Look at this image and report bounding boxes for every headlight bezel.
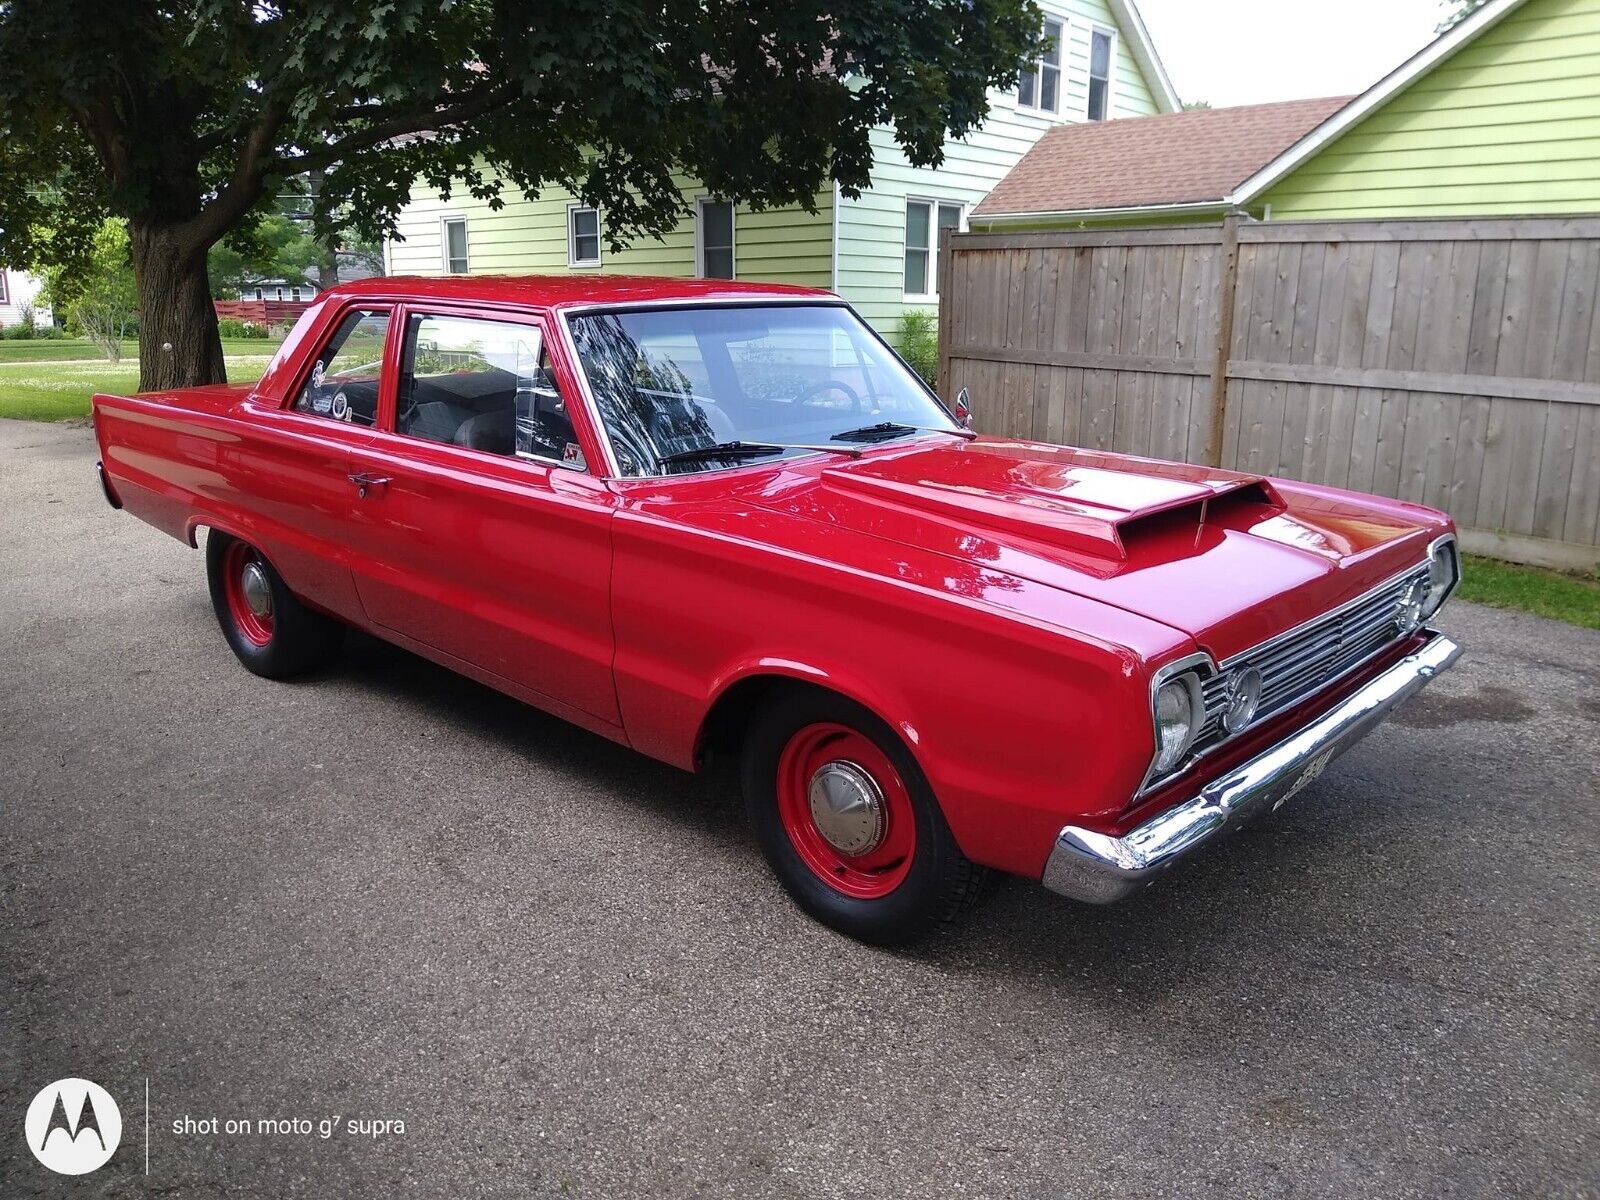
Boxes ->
[1420,533,1460,620]
[1140,654,1209,793]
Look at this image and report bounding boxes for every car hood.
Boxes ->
[743,437,1445,661]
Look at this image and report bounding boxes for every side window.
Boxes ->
[293,308,390,425]
[397,313,585,468]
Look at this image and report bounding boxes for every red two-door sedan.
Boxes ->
[92,276,1461,944]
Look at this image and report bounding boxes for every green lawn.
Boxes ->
[0,354,276,421]
[0,337,280,364]
[1459,554,1600,631]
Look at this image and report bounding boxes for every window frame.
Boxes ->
[902,197,965,303]
[0,272,9,305]
[281,303,397,426]
[567,204,602,268]
[441,215,470,273]
[1087,24,1117,122]
[694,197,736,280]
[389,303,594,473]
[1016,15,1066,116]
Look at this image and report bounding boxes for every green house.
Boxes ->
[385,0,1177,338]
[971,0,1600,229]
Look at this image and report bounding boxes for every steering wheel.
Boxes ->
[793,378,864,414]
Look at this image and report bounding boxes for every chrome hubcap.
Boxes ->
[240,561,273,619]
[807,760,885,857]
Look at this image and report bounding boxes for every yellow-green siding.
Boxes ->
[1261,0,1600,218]
[390,176,833,288]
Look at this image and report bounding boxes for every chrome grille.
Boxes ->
[1192,565,1429,752]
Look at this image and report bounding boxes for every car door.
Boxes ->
[242,303,397,623]
[341,304,620,726]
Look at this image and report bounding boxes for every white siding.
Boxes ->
[835,0,1161,339]
[0,270,51,328]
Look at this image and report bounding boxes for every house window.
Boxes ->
[1017,18,1064,114]
[274,287,285,301]
[254,287,264,300]
[442,216,470,273]
[0,272,8,304]
[903,200,962,298]
[567,206,602,267]
[696,199,735,279]
[1088,28,1115,121]
[290,287,302,301]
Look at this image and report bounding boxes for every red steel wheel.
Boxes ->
[775,722,918,899]
[219,539,275,647]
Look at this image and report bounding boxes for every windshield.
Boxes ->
[567,304,958,475]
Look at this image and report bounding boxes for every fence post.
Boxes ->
[1203,214,1241,468]
[936,225,954,400]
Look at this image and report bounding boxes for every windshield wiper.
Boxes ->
[829,421,977,443]
[657,440,862,467]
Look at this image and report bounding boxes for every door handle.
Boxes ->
[347,471,392,499]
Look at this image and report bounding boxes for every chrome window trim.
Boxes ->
[552,298,961,481]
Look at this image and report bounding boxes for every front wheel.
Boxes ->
[742,689,986,945]
[206,531,342,678]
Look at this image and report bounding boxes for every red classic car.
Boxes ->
[92,276,1462,944]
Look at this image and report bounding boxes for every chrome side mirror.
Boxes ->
[953,386,973,429]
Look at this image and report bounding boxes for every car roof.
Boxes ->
[324,274,836,310]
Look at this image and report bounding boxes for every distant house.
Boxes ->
[974,0,1600,228]
[0,268,52,328]
[241,279,318,303]
[386,0,1180,337]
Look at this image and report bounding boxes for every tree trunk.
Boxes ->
[131,221,227,392]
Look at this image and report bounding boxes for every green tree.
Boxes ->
[208,210,322,299]
[43,220,139,362]
[0,0,1041,391]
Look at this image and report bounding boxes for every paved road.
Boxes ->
[2,417,1596,1198]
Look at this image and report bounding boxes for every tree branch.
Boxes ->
[275,84,517,176]
[188,100,288,250]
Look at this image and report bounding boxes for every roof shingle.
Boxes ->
[972,96,1352,217]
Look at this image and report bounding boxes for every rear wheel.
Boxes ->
[743,689,985,945]
[206,531,341,678]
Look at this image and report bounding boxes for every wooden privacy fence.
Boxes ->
[937,216,1600,570]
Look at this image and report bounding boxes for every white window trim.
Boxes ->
[0,271,9,305]
[694,195,736,280]
[1087,23,1117,122]
[440,215,470,274]
[902,197,966,303]
[566,204,602,268]
[1015,15,1067,116]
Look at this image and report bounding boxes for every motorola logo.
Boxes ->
[25,1078,122,1175]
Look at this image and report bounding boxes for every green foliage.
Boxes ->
[216,318,270,339]
[0,0,1043,275]
[51,221,139,363]
[898,308,939,388]
[209,209,323,297]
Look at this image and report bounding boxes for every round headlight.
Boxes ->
[1222,666,1263,734]
[1422,539,1459,618]
[1395,577,1427,633]
[1152,675,1201,775]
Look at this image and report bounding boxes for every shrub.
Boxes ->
[217,317,269,339]
[898,308,938,389]
[9,301,39,338]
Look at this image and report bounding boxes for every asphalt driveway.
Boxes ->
[2,417,1596,1198]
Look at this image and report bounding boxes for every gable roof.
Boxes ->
[1229,0,1530,203]
[973,95,1350,220]
[1109,0,1181,113]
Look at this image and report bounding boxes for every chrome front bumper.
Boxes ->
[1041,633,1462,904]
